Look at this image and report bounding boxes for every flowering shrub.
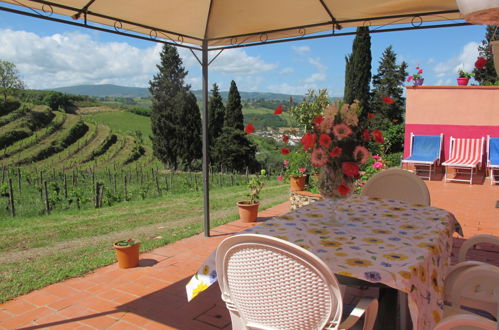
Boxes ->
[407,66,424,83]
[354,154,387,194]
[282,149,309,178]
[475,57,487,70]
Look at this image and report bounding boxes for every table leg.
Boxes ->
[398,291,411,330]
[375,287,397,330]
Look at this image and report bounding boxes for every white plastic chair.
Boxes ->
[361,168,431,206]
[434,313,497,330]
[443,264,499,323]
[458,234,499,263]
[216,234,378,330]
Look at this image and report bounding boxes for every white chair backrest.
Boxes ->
[216,234,343,330]
[458,234,499,263]
[446,264,499,318]
[362,168,431,205]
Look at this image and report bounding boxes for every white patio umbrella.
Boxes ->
[0,0,469,236]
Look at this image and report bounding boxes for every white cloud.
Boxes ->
[432,42,479,81]
[308,57,327,72]
[0,28,277,90]
[292,45,311,54]
[208,49,277,75]
[0,29,163,89]
[280,67,294,74]
[303,72,326,84]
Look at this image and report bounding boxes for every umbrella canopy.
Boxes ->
[1,0,463,49]
[0,0,468,236]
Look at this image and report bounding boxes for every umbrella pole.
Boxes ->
[202,40,210,237]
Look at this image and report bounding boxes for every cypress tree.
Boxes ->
[211,127,259,172]
[149,44,202,170]
[208,83,225,142]
[371,46,408,124]
[343,27,372,120]
[224,80,244,130]
[473,25,499,85]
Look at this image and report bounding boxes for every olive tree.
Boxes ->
[0,60,25,102]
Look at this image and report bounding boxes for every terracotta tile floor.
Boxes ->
[1,179,498,329]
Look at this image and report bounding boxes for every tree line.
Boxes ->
[149,44,259,173]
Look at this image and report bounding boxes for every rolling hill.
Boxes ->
[47,84,303,101]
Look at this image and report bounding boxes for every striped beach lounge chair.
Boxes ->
[401,133,443,180]
[442,137,484,184]
[487,135,499,185]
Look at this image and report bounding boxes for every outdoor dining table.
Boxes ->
[186,195,462,330]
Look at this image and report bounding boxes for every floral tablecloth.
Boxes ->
[186,195,462,329]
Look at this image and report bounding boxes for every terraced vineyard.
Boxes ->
[0,101,267,218]
[0,103,151,170]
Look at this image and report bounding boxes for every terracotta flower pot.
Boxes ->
[457,77,470,86]
[113,242,140,268]
[290,175,306,191]
[237,201,259,222]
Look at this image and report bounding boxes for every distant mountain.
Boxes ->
[47,84,302,101]
[48,84,151,98]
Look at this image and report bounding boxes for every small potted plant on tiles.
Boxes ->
[236,171,265,222]
[113,238,140,268]
[284,149,309,191]
[457,69,473,86]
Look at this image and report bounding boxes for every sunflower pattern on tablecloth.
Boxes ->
[186,195,461,330]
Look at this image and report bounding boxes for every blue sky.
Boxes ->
[0,9,487,97]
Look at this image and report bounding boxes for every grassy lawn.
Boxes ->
[82,111,152,143]
[0,181,289,303]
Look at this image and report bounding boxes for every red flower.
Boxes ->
[277,176,283,182]
[418,69,423,74]
[282,135,289,143]
[310,147,328,167]
[301,132,316,151]
[342,162,360,178]
[312,115,324,128]
[318,134,332,148]
[329,146,342,157]
[274,105,283,115]
[372,129,384,144]
[281,147,290,155]
[407,75,413,82]
[363,129,371,141]
[338,183,351,196]
[475,57,487,70]
[367,113,376,120]
[382,96,394,105]
[245,122,255,134]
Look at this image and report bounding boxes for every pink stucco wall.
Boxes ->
[404,86,499,161]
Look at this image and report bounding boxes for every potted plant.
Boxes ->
[457,69,473,86]
[113,239,140,268]
[284,150,309,191]
[407,66,424,86]
[237,173,264,222]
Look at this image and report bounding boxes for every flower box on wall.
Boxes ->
[456,0,499,25]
